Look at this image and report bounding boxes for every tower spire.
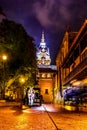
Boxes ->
[36,31,51,65]
[40,31,46,46]
[41,31,45,43]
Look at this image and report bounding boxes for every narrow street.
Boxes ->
[0,104,87,130]
[0,104,56,130]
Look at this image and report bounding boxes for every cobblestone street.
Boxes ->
[0,105,56,130]
[0,104,87,130]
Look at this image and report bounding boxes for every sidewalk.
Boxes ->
[0,100,21,107]
[43,103,87,112]
[0,100,87,112]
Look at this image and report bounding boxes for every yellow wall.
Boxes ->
[39,79,53,103]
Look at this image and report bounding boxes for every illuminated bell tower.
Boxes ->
[36,32,51,65]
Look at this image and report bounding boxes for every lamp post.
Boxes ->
[2,54,7,99]
[19,77,25,108]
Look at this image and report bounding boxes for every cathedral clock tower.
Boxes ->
[36,32,51,65]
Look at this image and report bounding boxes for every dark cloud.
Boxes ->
[32,0,87,31]
[0,0,87,64]
[1,0,87,30]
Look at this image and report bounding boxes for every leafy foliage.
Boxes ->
[0,19,37,87]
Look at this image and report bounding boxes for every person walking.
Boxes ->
[28,87,35,106]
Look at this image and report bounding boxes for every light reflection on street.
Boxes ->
[64,105,76,111]
[0,105,87,130]
[22,105,45,113]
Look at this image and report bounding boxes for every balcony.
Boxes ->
[63,57,87,85]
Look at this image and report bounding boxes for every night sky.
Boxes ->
[0,0,87,64]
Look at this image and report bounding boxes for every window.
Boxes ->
[42,73,46,78]
[47,73,51,78]
[45,89,48,94]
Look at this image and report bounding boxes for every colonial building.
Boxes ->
[36,32,57,103]
[56,20,87,104]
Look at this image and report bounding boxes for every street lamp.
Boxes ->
[2,55,7,61]
[2,54,7,99]
[21,78,25,84]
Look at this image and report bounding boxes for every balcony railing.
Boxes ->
[63,57,87,85]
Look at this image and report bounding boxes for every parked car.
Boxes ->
[63,86,87,105]
[33,87,43,106]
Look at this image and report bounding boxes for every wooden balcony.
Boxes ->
[63,57,87,85]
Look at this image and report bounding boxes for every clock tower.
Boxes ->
[36,32,51,65]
